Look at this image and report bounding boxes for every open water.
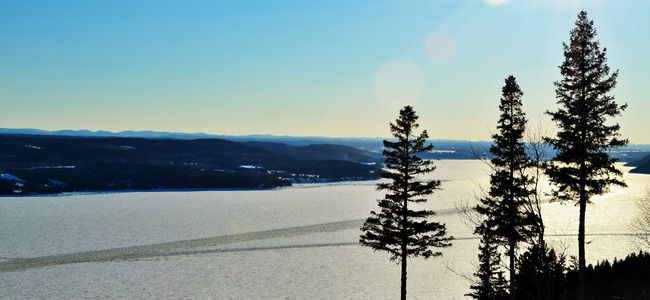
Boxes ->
[1,160,648,299]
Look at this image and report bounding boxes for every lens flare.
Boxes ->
[485,0,508,6]
[426,32,457,64]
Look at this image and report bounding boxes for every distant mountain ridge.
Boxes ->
[1,128,649,173]
[0,127,495,154]
[0,128,391,143]
[0,128,493,158]
[0,128,220,140]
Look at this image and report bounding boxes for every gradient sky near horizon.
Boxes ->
[1,0,649,143]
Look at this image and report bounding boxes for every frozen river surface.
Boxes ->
[1,160,648,299]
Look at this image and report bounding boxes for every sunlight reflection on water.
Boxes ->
[0,160,647,299]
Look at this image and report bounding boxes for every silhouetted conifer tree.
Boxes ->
[545,10,627,300]
[467,224,508,300]
[516,244,567,300]
[477,75,538,300]
[360,105,452,300]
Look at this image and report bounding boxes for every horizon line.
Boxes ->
[0,127,497,143]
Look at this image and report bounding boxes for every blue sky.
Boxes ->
[1,0,649,143]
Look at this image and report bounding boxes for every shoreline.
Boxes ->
[0,177,382,198]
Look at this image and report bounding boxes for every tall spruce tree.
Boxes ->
[545,11,627,300]
[476,75,537,300]
[360,105,452,300]
[467,224,508,300]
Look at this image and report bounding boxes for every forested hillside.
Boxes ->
[627,153,650,174]
[0,135,382,195]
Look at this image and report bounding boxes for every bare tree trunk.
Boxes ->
[401,174,408,300]
[509,242,516,300]
[577,156,587,300]
[577,193,586,300]
[401,251,407,300]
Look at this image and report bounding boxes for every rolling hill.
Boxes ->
[0,134,383,195]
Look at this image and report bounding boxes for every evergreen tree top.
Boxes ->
[361,105,451,262]
[546,10,627,201]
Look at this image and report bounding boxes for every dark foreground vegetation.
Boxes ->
[460,10,642,300]
[0,134,383,195]
[514,250,650,300]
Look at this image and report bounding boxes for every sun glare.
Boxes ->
[484,0,508,6]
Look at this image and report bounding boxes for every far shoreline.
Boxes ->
[0,177,384,198]
[1,160,646,198]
